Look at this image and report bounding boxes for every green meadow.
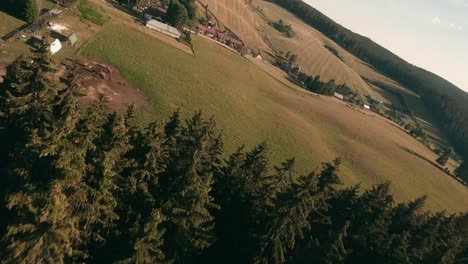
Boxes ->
[79,22,468,212]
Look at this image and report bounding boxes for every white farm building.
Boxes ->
[334,92,344,100]
[49,39,62,55]
[146,20,181,38]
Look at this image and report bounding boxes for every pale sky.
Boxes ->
[304,0,468,92]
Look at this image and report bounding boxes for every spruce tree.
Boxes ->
[455,161,468,183]
[205,145,271,263]
[23,0,39,23]
[158,112,221,262]
[115,121,167,263]
[1,47,87,263]
[179,0,197,20]
[255,160,331,264]
[166,0,189,29]
[0,39,60,143]
[436,147,453,167]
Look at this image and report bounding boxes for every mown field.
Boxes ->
[0,0,58,61]
[79,22,468,212]
[0,11,25,36]
[200,0,452,165]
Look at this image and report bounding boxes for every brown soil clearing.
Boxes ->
[73,57,148,112]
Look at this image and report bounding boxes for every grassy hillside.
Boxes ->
[199,0,381,101]
[79,22,468,212]
[267,0,468,159]
[197,0,271,52]
[199,0,456,156]
[0,11,25,36]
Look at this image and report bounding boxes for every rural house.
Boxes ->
[198,24,217,37]
[198,25,243,49]
[334,92,344,100]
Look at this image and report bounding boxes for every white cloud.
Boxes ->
[450,0,468,8]
[431,17,464,31]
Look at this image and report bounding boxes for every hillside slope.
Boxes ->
[80,20,468,212]
[268,0,468,158]
[199,0,460,154]
[199,0,380,101]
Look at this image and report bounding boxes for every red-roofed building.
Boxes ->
[198,25,217,36]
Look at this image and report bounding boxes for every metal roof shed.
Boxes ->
[49,9,62,16]
[146,19,181,38]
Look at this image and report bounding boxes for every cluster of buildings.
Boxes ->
[197,24,243,49]
[140,5,243,48]
[26,8,78,55]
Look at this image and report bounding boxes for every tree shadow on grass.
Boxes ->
[104,0,142,22]
[398,145,467,186]
[285,75,304,88]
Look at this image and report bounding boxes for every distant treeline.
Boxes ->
[276,57,358,100]
[298,73,356,99]
[365,78,411,115]
[266,0,468,159]
[423,91,468,156]
[324,45,343,61]
[271,19,295,37]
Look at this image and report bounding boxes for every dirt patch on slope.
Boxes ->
[72,57,148,112]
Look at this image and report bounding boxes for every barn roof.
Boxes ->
[198,25,217,35]
[146,20,181,37]
[49,9,62,15]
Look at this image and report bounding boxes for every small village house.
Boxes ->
[50,39,62,54]
[198,24,217,37]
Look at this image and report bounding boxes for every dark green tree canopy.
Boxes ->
[455,162,468,183]
[0,0,38,23]
[166,0,189,29]
[436,147,454,167]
